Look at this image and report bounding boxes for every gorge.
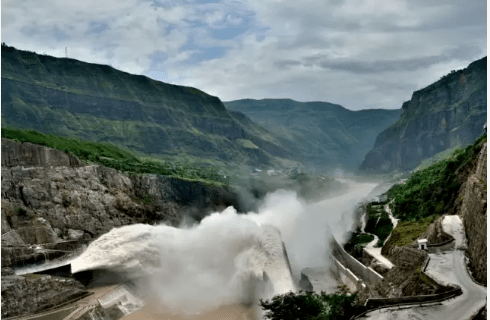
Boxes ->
[1,44,486,320]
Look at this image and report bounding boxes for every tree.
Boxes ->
[259,291,358,320]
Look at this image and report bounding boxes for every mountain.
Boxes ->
[224,99,400,172]
[1,44,294,169]
[360,57,487,173]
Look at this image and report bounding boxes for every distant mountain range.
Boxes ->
[7,43,478,176]
[1,44,294,169]
[360,57,487,173]
[225,99,400,172]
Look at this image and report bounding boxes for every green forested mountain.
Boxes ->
[360,57,487,173]
[225,99,400,172]
[1,44,294,169]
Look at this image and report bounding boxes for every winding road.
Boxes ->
[362,215,486,320]
[361,201,397,270]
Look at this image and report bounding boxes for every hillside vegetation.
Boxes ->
[388,135,486,221]
[364,203,393,246]
[384,135,486,248]
[1,44,294,170]
[225,99,399,173]
[361,56,487,172]
[1,127,225,186]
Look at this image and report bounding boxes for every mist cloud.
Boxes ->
[72,181,378,315]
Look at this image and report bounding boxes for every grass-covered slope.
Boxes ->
[382,135,486,248]
[364,203,393,246]
[1,44,291,169]
[225,98,400,173]
[387,135,486,221]
[1,127,225,186]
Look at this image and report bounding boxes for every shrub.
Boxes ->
[387,135,486,221]
[138,194,155,204]
[259,291,358,320]
[16,207,27,216]
[1,127,225,186]
[364,204,393,243]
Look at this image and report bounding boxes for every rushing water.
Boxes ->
[71,180,379,319]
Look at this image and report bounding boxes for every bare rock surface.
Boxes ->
[419,215,454,245]
[1,274,87,318]
[361,57,486,172]
[458,143,487,284]
[1,139,244,269]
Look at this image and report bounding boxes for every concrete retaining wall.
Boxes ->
[331,238,384,287]
[428,238,455,247]
[331,258,365,292]
[364,286,462,309]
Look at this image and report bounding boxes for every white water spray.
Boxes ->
[71,180,378,314]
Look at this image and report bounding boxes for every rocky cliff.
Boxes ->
[1,138,244,268]
[1,272,87,318]
[458,143,487,284]
[360,57,487,172]
[1,44,291,168]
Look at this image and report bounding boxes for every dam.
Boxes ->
[11,180,380,320]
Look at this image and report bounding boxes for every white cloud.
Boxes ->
[2,0,192,74]
[164,0,486,109]
[1,0,486,110]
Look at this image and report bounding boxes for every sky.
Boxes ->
[1,0,487,110]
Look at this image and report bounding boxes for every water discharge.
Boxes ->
[71,180,378,318]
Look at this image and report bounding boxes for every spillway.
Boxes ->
[71,205,296,314]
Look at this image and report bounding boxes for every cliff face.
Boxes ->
[225,99,400,172]
[1,45,290,168]
[458,143,487,284]
[1,139,244,268]
[360,57,487,172]
[1,273,87,318]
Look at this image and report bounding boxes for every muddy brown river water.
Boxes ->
[122,301,257,320]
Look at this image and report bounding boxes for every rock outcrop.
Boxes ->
[458,143,487,284]
[361,57,487,172]
[1,138,244,268]
[2,140,83,168]
[1,274,87,318]
[419,216,453,245]
[375,247,449,298]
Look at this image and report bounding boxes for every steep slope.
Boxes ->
[225,99,400,172]
[1,44,291,168]
[1,138,245,269]
[360,57,487,173]
[458,142,486,284]
[380,135,486,285]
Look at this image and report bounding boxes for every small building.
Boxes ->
[417,239,428,250]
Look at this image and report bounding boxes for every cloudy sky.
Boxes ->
[2,0,487,110]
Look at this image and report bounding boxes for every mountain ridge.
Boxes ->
[225,98,400,173]
[1,44,294,170]
[360,56,487,173]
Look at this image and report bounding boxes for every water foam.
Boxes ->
[71,198,296,313]
[71,181,377,313]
